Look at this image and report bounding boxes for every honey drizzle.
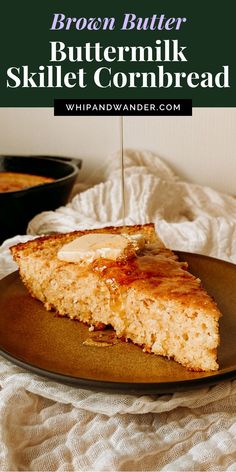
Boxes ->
[120,116,126,227]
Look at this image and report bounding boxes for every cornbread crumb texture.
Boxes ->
[11,223,221,372]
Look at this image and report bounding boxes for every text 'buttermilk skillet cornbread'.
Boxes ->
[11,224,221,371]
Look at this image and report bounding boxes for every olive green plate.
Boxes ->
[0,252,236,394]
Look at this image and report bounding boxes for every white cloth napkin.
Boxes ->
[1,150,236,471]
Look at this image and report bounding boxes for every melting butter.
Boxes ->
[58,233,130,263]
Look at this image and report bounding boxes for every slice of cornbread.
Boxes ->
[10,224,221,371]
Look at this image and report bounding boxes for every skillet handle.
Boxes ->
[45,156,82,169]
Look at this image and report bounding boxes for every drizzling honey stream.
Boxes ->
[120,116,126,227]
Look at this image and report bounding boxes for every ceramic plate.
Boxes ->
[0,252,236,394]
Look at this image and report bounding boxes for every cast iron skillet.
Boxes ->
[0,155,82,243]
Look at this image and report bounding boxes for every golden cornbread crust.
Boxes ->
[11,224,221,371]
[0,172,54,192]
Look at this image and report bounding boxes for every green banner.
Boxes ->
[0,1,234,107]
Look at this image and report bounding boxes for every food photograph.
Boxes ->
[0,108,236,470]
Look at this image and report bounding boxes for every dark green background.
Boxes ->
[0,0,235,107]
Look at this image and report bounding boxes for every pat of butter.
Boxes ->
[122,233,145,251]
[57,233,132,263]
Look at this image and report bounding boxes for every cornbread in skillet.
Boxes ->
[0,172,54,192]
[11,224,221,371]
